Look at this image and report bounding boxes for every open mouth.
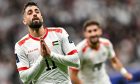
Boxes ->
[90,36,98,39]
[33,19,39,22]
[32,17,39,21]
[90,36,99,42]
[32,18,40,23]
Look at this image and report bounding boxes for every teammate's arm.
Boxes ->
[70,69,82,84]
[70,41,85,84]
[110,57,132,80]
[107,40,132,80]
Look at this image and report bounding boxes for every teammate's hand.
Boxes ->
[124,72,133,80]
[40,37,51,58]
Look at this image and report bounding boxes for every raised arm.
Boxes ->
[40,37,80,68]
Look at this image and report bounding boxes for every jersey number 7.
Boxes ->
[45,59,57,71]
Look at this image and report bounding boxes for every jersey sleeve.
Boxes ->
[61,28,77,55]
[69,40,85,71]
[107,40,116,59]
[15,43,29,71]
[50,28,80,68]
[15,43,45,83]
[76,41,85,60]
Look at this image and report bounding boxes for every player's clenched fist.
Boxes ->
[40,37,51,58]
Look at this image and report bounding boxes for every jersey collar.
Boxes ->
[29,28,48,41]
[87,40,100,51]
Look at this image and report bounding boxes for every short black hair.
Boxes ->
[83,20,100,31]
[22,1,39,14]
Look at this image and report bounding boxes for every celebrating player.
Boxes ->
[14,1,80,84]
[70,20,132,84]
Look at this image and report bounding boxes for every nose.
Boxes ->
[33,13,37,17]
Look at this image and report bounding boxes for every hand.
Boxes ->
[40,37,51,58]
[124,72,133,81]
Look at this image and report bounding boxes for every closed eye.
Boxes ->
[35,9,40,14]
[27,10,32,15]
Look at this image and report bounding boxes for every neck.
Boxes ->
[28,26,46,37]
[88,41,99,49]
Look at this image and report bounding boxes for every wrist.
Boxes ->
[120,67,128,76]
[50,52,54,58]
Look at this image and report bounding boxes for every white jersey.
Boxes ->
[15,27,80,84]
[76,38,116,84]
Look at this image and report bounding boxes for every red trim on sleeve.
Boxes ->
[17,67,29,72]
[67,49,78,55]
[18,37,30,46]
[29,28,48,41]
[48,28,62,33]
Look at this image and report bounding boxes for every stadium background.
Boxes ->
[0,0,140,84]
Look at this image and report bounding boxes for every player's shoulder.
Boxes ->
[76,39,87,50]
[15,34,30,47]
[99,37,112,46]
[47,27,66,34]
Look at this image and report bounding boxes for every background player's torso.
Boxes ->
[78,38,112,84]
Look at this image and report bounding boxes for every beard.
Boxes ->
[89,36,99,44]
[29,19,43,29]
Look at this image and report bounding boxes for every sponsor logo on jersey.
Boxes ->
[28,48,39,53]
[52,41,59,46]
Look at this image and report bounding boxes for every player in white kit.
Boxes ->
[14,1,80,84]
[70,20,132,84]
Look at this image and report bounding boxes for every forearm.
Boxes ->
[70,69,81,84]
[71,76,82,84]
[111,57,128,75]
[19,56,45,84]
[50,52,80,68]
[111,57,123,71]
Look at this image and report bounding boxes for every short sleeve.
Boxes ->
[15,43,29,71]
[107,41,116,59]
[70,40,86,71]
[76,42,84,60]
[61,28,78,55]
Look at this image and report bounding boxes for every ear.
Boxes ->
[23,17,27,25]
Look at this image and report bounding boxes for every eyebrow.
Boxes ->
[27,9,32,12]
[27,8,39,12]
[35,8,39,11]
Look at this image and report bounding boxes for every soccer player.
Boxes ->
[70,20,132,84]
[14,1,80,84]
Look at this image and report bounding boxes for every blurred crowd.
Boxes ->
[0,0,140,83]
